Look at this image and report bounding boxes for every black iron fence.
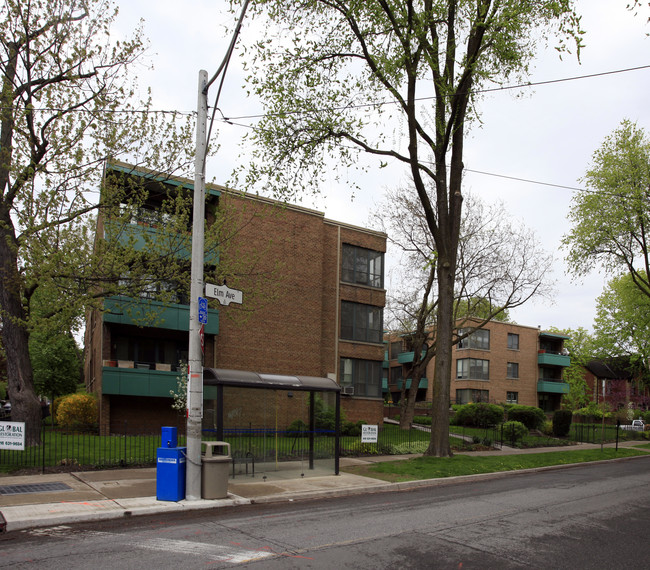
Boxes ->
[0,422,434,474]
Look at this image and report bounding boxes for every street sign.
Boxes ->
[205,283,243,306]
[198,296,208,324]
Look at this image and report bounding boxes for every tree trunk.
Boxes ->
[425,260,455,457]
[0,214,41,446]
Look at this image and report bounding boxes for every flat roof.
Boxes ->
[203,368,341,392]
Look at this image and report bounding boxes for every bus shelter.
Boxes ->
[203,368,342,475]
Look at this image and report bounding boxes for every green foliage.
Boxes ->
[563,120,650,300]
[552,410,573,437]
[287,419,308,435]
[452,403,505,428]
[55,393,98,431]
[592,273,650,367]
[506,405,546,430]
[502,421,529,441]
[541,420,554,436]
[575,402,611,419]
[0,381,6,400]
[413,415,432,426]
[29,330,81,399]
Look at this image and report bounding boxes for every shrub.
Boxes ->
[55,393,98,431]
[552,409,573,437]
[287,419,308,436]
[412,415,431,426]
[342,420,365,437]
[575,402,611,419]
[454,403,504,427]
[541,420,553,436]
[502,420,528,442]
[506,405,546,430]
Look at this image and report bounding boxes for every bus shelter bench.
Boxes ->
[231,451,255,478]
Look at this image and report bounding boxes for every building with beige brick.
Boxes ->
[385,320,570,412]
[84,162,386,434]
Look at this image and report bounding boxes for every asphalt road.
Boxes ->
[2,456,649,569]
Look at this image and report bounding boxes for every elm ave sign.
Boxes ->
[205,283,243,306]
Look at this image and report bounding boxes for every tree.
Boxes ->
[0,0,194,445]
[591,273,650,367]
[30,331,81,400]
[233,0,582,456]
[382,189,552,428]
[563,120,650,299]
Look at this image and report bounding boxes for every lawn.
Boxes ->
[341,447,649,482]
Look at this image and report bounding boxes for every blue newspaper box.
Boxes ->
[161,426,178,448]
[157,446,186,501]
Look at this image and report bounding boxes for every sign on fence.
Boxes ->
[0,422,25,450]
[361,424,378,443]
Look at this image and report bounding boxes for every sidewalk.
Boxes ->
[1,441,646,533]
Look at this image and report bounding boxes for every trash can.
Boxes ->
[156,427,186,502]
[201,441,231,499]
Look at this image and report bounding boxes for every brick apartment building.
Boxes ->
[385,320,570,412]
[84,162,386,434]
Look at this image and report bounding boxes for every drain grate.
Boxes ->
[0,482,73,495]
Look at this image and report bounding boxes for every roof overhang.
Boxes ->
[203,368,341,392]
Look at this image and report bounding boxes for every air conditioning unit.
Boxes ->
[342,385,355,396]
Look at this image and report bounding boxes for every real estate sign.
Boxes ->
[361,424,378,443]
[0,422,25,450]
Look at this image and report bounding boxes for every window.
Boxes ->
[457,328,490,350]
[389,366,402,385]
[389,340,402,360]
[341,244,384,288]
[114,336,187,370]
[340,358,382,398]
[507,362,519,379]
[456,358,489,380]
[506,391,519,404]
[507,333,519,350]
[341,301,383,343]
[456,389,490,405]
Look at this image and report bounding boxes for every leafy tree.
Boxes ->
[592,273,650,366]
[30,330,81,400]
[233,0,582,456]
[382,190,552,428]
[563,121,650,299]
[0,0,195,445]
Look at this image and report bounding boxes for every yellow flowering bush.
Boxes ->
[55,393,98,431]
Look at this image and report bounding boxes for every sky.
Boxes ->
[113,0,650,334]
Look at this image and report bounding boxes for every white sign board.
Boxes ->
[0,421,25,450]
[205,283,243,306]
[361,424,378,443]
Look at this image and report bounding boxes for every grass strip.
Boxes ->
[341,448,648,482]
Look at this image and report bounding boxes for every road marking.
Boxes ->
[126,537,277,563]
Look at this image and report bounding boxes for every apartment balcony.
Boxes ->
[537,351,570,367]
[397,350,427,364]
[102,365,218,399]
[388,378,428,390]
[537,379,570,394]
[104,296,219,334]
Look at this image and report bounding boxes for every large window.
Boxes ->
[456,389,490,405]
[507,362,519,379]
[113,335,187,371]
[341,301,383,343]
[507,333,520,350]
[456,358,489,380]
[457,328,490,350]
[340,358,382,398]
[341,244,384,288]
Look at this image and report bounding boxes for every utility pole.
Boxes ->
[186,69,208,501]
[185,0,250,501]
